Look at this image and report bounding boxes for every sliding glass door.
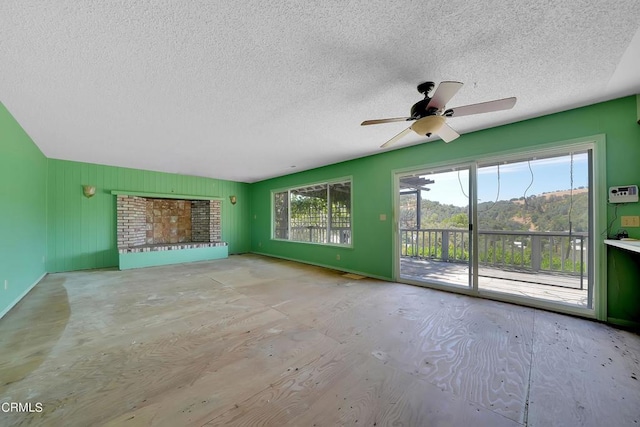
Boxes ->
[395,143,596,314]
[398,165,472,290]
[476,151,592,308]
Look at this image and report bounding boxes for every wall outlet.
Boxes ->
[4,280,7,290]
[258,241,262,247]
[379,214,387,221]
[621,216,640,227]
[42,255,45,263]
[336,254,341,261]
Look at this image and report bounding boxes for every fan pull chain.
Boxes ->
[569,152,574,238]
[482,164,501,213]
[523,160,534,220]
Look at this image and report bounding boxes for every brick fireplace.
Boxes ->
[116,195,224,253]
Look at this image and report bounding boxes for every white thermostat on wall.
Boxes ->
[609,185,639,203]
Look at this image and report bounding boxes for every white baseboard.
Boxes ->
[0,272,47,320]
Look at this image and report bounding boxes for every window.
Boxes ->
[273,180,352,245]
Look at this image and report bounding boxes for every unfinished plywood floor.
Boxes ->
[1,254,639,426]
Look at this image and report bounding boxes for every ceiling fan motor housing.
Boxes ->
[410,98,439,118]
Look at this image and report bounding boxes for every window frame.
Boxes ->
[271,177,353,247]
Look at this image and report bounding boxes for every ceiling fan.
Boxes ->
[361,81,516,148]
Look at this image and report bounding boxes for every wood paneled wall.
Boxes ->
[47,159,250,272]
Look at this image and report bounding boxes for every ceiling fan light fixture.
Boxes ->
[411,115,445,136]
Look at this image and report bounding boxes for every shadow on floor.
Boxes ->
[0,275,70,390]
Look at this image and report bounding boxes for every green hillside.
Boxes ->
[400,190,589,232]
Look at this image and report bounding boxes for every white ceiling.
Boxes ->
[1,1,639,183]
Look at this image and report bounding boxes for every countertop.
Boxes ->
[604,239,640,254]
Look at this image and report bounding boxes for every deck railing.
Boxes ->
[400,228,587,281]
[275,226,352,245]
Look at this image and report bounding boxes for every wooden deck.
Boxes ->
[400,257,589,307]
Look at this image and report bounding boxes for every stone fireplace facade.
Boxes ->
[147,199,192,244]
[117,195,223,252]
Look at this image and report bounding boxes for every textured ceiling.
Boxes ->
[1,1,639,183]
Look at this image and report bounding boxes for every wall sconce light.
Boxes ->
[82,185,96,198]
[229,195,237,205]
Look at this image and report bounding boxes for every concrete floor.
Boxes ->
[1,254,638,426]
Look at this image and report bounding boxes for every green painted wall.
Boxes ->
[2,96,638,324]
[0,103,48,316]
[249,96,640,323]
[119,246,229,270]
[47,159,250,272]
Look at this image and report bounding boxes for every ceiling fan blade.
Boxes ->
[380,127,413,148]
[447,97,517,118]
[427,81,463,110]
[437,122,460,143]
[361,117,412,126]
